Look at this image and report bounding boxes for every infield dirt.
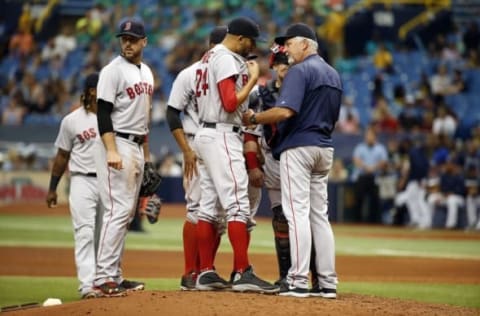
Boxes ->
[1,203,479,316]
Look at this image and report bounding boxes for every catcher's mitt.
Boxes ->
[141,194,162,224]
[139,162,162,197]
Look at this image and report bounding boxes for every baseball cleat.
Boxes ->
[231,266,279,294]
[310,286,337,299]
[180,272,198,291]
[279,286,310,298]
[196,270,230,291]
[81,291,100,299]
[120,279,145,292]
[94,282,127,297]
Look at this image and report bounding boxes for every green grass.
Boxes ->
[0,276,179,307]
[1,277,479,309]
[1,215,479,259]
[1,214,480,309]
[340,282,480,309]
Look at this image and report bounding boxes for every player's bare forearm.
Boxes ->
[142,138,151,162]
[235,60,259,106]
[171,128,197,179]
[51,149,70,177]
[236,78,258,106]
[47,149,70,207]
[242,107,294,125]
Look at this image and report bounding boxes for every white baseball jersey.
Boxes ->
[97,56,154,135]
[167,61,201,135]
[196,44,249,125]
[54,106,102,297]
[95,54,153,287]
[55,107,98,174]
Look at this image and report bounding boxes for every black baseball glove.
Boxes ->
[139,162,162,197]
[141,194,162,224]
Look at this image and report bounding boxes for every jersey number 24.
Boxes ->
[195,68,208,97]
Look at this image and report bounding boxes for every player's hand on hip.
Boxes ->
[246,60,260,81]
[46,191,57,208]
[248,167,264,188]
[183,149,197,180]
[107,150,123,170]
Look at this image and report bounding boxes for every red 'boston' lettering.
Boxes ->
[126,82,153,99]
[126,87,135,99]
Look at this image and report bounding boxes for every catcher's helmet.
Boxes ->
[269,44,288,68]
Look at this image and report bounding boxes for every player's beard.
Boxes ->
[122,48,141,64]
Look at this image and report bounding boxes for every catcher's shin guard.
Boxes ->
[272,205,291,279]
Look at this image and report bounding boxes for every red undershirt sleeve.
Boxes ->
[218,76,238,113]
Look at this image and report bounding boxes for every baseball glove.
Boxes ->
[139,162,162,197]
[141,194,162,224]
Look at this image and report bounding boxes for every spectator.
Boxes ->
[351,127,388,223]
[465,164,480,230]
[329,158,348,183]
[336,96,360,134]
[432,105,457,137]
[1,90,26,125]
[430,64,452,97]
[372,42,394,73]
[450,68,467,93]
[371,96,398,133]
[8,23,34,58]
[462,22,480,58]
[398,95,421,131]
[427,157,465,229]
[394,137,431,229]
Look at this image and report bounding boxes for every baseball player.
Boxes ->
[193,16,278,293]
[46,73,102,299]
[93,18,154,297]
[166,26,228,291]
[243,23,341,298]
[246,45,320,288]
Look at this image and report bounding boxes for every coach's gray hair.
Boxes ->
[291,36,318,52]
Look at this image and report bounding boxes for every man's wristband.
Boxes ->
[249,114,257,125]
[49,175,61,192]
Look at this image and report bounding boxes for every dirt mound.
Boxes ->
[5,291,478,316]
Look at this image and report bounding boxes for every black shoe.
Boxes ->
[310,286,337,299]
[94,282,127,297]
[231,266,279,294]
[279,286,310,298]
[196,270,230,291]
[180,272,197,291]
[120,279,145,291]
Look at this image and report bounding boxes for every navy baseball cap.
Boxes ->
[209,26,227,44]
[275,23,317,45]
[116,19,146,38]
[84,73,99,89]
[227,17,265,41]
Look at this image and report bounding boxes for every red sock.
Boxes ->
[197,220,216,271]
[212,232,221,261]
[182,221,197,275]
[228,221,250,272]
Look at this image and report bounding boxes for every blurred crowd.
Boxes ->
[1,1,480,229]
